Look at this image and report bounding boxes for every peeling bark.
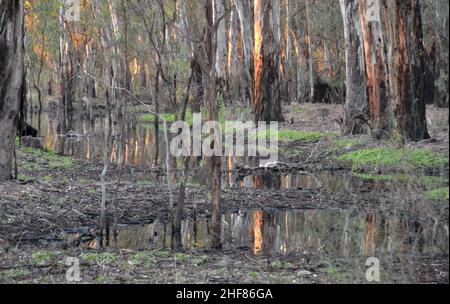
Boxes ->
[340,0,369,134]
[359,0,392,138]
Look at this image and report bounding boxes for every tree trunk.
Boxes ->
[0,0,24,181]
[283,0,291,104]
[434,0,449,108]
[233,0,254,104]
[253,0,284,122]
[340,0,369,134]
[305,0,315,103]
[359,0,392,138]
[205,0,222,250]
[386,0,430,141]
[228,4,240,104]
[215,0,228,95]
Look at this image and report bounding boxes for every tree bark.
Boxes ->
[253,0,284,122]
[0,0,24,181]
[227,4,240,104]
[340,0,369,134]
[386,0,430,141]
[205,0,222,250]
[215,0,228,94]
[359,0,392,138]
[434,0,449,108]
[305,0,316,103]
[233,0,254,104]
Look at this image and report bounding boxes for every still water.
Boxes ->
[111,209,448,257]
[30,111,449,260]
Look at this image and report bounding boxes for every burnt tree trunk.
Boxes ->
[253,0,284,122]
[340,0,369,134]
[386,0,430,141]
[0,0,24,181]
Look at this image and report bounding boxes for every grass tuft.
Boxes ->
[339,147,447,170]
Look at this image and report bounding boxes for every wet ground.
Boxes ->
[0,103,448,284]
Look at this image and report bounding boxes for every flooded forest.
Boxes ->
[0,0,449,284]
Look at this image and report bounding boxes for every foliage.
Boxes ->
[81,252,118,264]
[339,148,448,170]
[425,188,449,201]
[32,250,58,266]
[0,269,31,280]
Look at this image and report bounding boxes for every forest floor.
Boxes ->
[0,103,448,284]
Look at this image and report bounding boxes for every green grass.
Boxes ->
[249,271,260,280]
[55,197,67,206]
[94,275,114,284]
[192,255,208,267]
[20,162,42,172]
[17,174,32,180]
[81,252,118,264]
[43,175,53,183]
[292,106,305,114]
[174,253,190,262]
[425,188,449,201]
[78,178,91,185]
[138,113,177,124]
[321,267,340,276]
[21,146,74,170]
[153,250,172,258]
[253,129,329,143]
[48,157,74,170]
[0,269,31,280]
[129,252,156,268]
[32,250,58,266]
[338,148,448,170]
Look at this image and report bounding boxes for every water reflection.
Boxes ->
[110,209,448,257]
[232,171,354,191]
[28,110,165,165]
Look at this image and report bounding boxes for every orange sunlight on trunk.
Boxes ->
[253,211,264,255]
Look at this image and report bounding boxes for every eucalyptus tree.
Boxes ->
[0,0,25,181]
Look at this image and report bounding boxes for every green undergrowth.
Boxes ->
[339,147,448,170]
[424,188,449,201]
[138,113,177,124]
[292,106,305,114]
[254,129,331,143]
[19,145,74,170]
